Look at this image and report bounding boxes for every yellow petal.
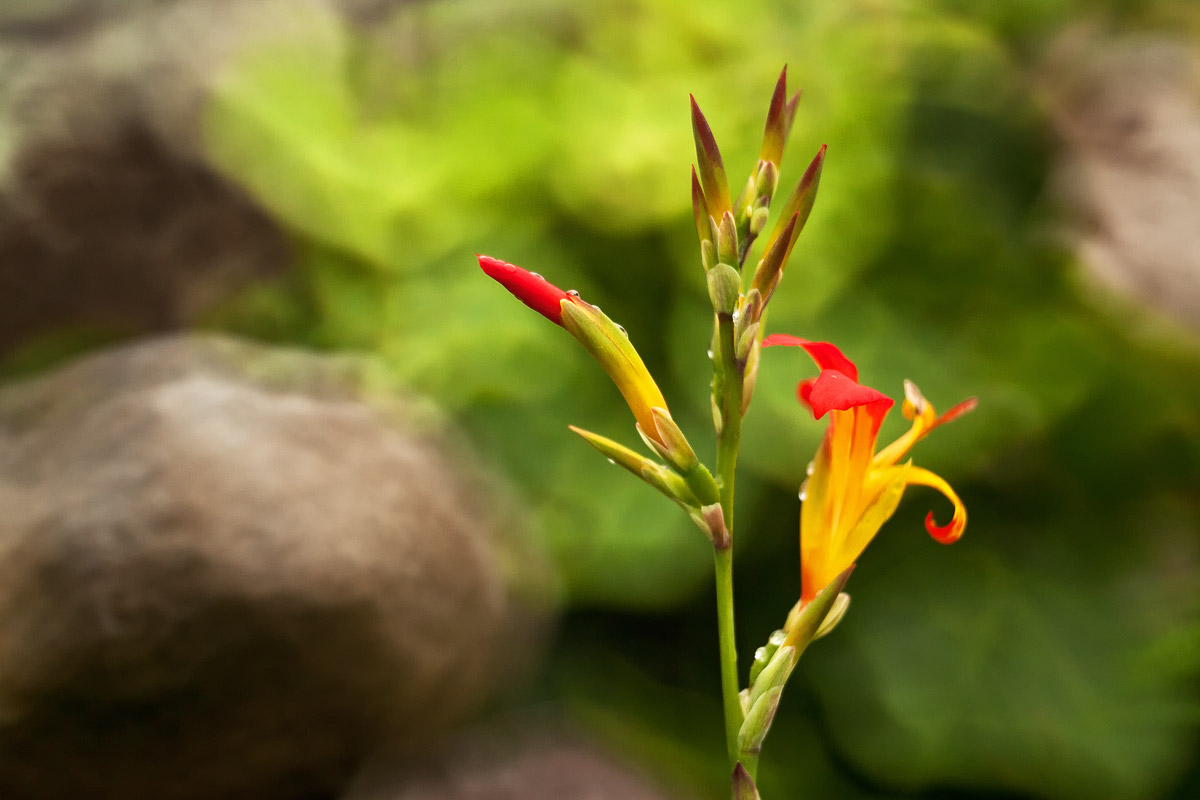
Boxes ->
[835,463,912,569]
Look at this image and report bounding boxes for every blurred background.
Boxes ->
[0,0,1197,798]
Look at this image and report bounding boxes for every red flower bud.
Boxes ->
[478,255,570,325]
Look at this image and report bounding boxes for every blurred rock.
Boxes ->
[0,334,555,800]
[343,724,682,800]
[0,0,408,358]
[1042,30,1200,334]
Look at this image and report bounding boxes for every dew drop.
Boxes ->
[530,272,543,279]
[805,461,815,476]
[607,458,617,466]
[616,324,628,337]
[707,348,714,360]
[732,309,740,322]
[566,289,581,297]
[798,478,809,502]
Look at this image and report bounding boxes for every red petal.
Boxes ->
[804,369,893,419]
[796,376,817,416]
[478,255,570,326]
[762,335,858,382]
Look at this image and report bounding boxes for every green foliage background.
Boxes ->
[200,0,1200,797]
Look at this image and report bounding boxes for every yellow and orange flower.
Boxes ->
[764,335,977,602]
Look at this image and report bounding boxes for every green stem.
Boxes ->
[713,544,740,769]
[713,311,745,772]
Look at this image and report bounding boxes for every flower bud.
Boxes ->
[707,263,741,316]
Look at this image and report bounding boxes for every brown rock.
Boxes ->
[0,0,410,358]
[1042,30,1200,334]
[0,334,556,800]
[342,724,683,800]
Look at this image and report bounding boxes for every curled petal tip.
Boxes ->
[938,397,979,426]
[925,510,965,544]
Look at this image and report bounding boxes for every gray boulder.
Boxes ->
[0,334,555,800]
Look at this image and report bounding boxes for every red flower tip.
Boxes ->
[478,254,571,326]
[925,510,964,544]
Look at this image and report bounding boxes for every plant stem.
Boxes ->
[713,311,745,771]
[713,544,740,769]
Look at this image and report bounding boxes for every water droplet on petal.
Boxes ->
[616,325,628,337]
[707,349,714,360]
[530,272,543,279]
[566,289,581,297]
[806,461,815,476]
[798,478,809,502]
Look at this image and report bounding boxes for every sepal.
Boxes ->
[783,565,853,654]
[732,764,761,800]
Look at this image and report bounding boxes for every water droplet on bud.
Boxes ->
[530,272,542,279]
[606,458,616,466]
[707,349,714,360]
[616,325,628,337]
[566,289,581,297]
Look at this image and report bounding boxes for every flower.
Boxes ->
[764,334,977,602]
[478,255,681,455]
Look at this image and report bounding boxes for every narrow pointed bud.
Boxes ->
[737,685,783,756]
[746,644,796,712]
[479,255,570,325]
[647,406,699,473]
[560,300,670,445]
[759,66,790,167]
[716,211,739,267]
[569,425,701,506]
[732,764,761,800]
[691,167,711,247]
[707,263,741,316]
[759,145,825,264]
[690,94,731,219]
[783,565,853,655]
[749,211,799,301]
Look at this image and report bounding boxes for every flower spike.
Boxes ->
[765,336,976,601]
